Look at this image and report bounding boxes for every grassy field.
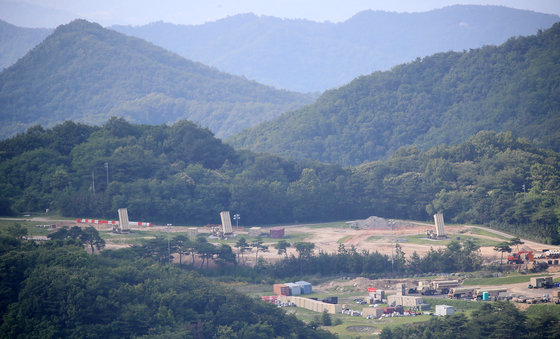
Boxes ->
[421,297,483,312]
[287,306,435,338]
[305,222,349,229]
[366,235,384,242]
[467,227,510,240]
[463,273,551,286]
[337,235,352,244]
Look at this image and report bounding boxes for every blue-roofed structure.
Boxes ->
[295,281,312,294]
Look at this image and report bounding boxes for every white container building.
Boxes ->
[435,305,455,316]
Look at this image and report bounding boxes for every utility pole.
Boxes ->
[167,224,172,265]
[389,220,394,272]
[233,214,240,228]
[105,162,109,186]
[92,170,95,194]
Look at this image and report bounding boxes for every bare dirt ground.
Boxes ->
[10,215,560,301]
[15,215,560,274]
[255,222,559,265]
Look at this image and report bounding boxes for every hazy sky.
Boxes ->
[1,0,560,27]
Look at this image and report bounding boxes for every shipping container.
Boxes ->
[435,305,455,316]
[273,284,291,296]
[295,281,312,294]
[270,228,285,238]
[285,283,302,295]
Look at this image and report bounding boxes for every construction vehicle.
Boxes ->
[507,251,534,264]
[529,276,554,289]
[418,280,460,295]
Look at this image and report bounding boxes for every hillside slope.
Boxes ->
[0,19,51,71]
[112,5,559,92]
[0,20,313,139]
[229,23,560,166]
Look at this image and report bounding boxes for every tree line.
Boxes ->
[0,119,558,244]
[0,234,334,339]
[380,302,560,339]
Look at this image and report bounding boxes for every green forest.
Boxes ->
[380,302,560,339]
[0,234,334,338]
[0,19,313,140]
[229,22,560,166]
[1,118,558,244]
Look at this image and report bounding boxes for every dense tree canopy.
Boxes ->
[1,120,559,244]
[0,236,333,338]
[229,22,560,166]
[380,302,560,339]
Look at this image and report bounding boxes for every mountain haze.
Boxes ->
[0,20,313,139]
[0,19,51,71]
[112,5,559,92]
[229,23,560,166]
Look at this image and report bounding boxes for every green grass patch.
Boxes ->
[376,314,432,330]
[467,227,510,240]
[366,235,384,242]
[305,221,348,229]
[399,234,452,246]
[421,297,483,312]
[286,307,382,339]
[337,235,351,244]
[463,273,551,286]
[0,219,52,237]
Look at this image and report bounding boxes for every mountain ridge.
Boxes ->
[228,22,560,166]
[111,5,559,92]
[0,19,313,140]
[0,19,51,71]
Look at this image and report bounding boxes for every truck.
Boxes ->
[474,288,507,301]
[418,280,460,295]
[552,290,560,304]
[529,277,554,289]
[448,287,475,299]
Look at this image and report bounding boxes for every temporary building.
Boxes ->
[270,228,285,238]
[388,295,424,307]
[435,305,455,316]
[273,284,290,296]
[285,283,302,295]
[295,281,312,294]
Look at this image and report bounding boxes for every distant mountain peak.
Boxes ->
[110,5,559,92]
[0,20,313,140]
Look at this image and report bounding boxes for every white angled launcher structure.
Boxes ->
[427,213,447,240]
[434,213,446,238]
[117,208,130,233]
[220,211,234,236]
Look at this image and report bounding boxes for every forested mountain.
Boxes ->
[112,5,559,92]
[0,19,51,71]
[0,19,313,140]
[1,120,558,243]
[0,237,333,338]
[230,22,560,166]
